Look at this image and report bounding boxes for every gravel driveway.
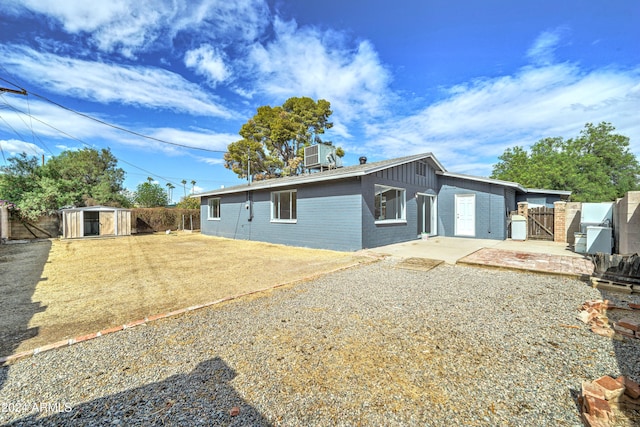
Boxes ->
[1,258,639,426]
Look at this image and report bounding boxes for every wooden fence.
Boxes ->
[527,207,554,240]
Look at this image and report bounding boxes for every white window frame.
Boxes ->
[207,198,220,220]
[374,184,406,224]
[271,190,297,223]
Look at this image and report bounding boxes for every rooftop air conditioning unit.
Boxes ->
[304,144,342,169]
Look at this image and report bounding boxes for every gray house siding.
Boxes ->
[516,193,562,208]
[361,161,439,249]
[201,192,252,240]
[437,176,509,240]
[201,179,363,251]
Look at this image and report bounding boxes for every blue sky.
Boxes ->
[0,0,638,202]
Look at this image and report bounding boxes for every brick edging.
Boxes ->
[1,256,382,366]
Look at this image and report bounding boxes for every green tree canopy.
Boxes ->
[224,96,342,180]
[0,148,129,220]
[175,196,200,209]
[491,122,640,202]
[134,181,168,208]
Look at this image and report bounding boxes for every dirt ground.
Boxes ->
[0,232,369,357]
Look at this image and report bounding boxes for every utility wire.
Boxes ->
[34,92,227,153]
[0,97,182,187]
[0,73,230,187]
[0,74,228,153]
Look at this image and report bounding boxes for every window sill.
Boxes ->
[207,218,221,221]
[271,219,297,224]
[375,219,407,225]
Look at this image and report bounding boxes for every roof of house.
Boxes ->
[437,170,526,192]
[525,188,572,196]
[197,153,446,197]
[438,171,572,196]
[60,205,131,212]
[197,152,571,197]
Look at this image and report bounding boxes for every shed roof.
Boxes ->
[60,205,131,212]
[198,153,445,197]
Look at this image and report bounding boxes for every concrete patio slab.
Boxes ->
[458,248,594,279]
[362,236,593,278]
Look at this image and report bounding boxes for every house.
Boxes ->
[198,153,569,251]
[61,206,132,238]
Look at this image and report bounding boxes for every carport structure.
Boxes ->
[61,206,131,238]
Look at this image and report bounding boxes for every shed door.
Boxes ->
[455,194,475,237]
[99,211,115,235]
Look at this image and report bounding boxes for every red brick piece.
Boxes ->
[617,317,640,331]
[582,412,608,427]
[229,406,240,417]
[583,381,606,401]
[593,376,625,401]
[100,325,124,335]
[584,395,614,421]
[629,303,640,310]
[617,376,640,399]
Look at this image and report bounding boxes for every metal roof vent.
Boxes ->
[359,156,367,165]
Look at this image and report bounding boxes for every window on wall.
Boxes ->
[271,190,297,222]
[374,185,406,222]
[207,198,220,220]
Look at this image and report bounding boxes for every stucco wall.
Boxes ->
[616,191,640,254]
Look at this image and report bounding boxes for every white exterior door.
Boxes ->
[455,194,475,237]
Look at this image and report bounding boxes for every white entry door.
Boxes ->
[455,194,475,237]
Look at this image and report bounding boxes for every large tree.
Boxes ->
[491,122,640,202]
[134,180,168,207]
[224,97,342,180]
[0,148,129,220]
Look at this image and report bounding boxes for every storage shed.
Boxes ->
[61,206,132,238]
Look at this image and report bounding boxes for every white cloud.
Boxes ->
[364,63,640,176]
[8,0,270,58]
[184,45,230,86]
[142,127,237,152]
[526,28,567,65]
[0,44,234,118]
[0,139,44,156]
[0,96,238,158]
[247,18,393,137]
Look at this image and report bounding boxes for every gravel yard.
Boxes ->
[1,259,639,426]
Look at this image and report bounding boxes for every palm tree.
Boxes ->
[191,180,196,195]
[147,176,153,183]
[181,179,187,199]
[166,182,171,201]
[168,183,175,203]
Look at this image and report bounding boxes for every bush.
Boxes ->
[132,208,200,232]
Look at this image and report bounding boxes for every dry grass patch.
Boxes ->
[2,233,370,356]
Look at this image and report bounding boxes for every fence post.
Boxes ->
[0,205,8,242]
[553,201,567,243]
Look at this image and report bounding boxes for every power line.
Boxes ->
[0,74,228,153]
[0,73,232,187]
[33,92,228,153]
[0,96,183,187]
